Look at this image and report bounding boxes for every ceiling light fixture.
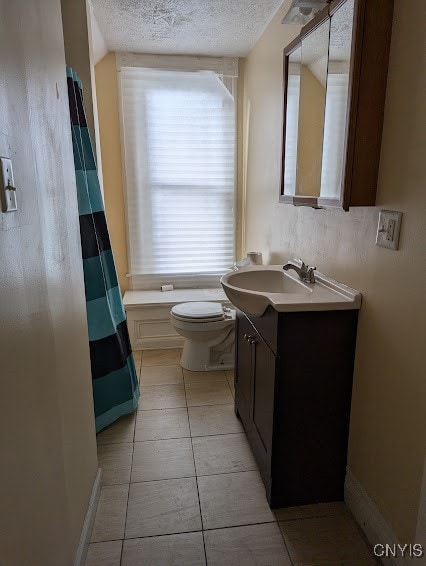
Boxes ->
[281,0,329,25]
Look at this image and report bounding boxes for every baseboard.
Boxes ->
[74,468,102,566]
[345,468,402,565]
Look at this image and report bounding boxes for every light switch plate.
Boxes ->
[376,210,402,250]
[0,156,17,212]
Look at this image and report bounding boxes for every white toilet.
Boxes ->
[170,302,235,372]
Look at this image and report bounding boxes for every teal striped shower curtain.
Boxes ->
[67,67,139,432]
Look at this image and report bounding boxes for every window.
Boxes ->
[119,61,237,287]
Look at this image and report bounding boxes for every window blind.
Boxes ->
[120,67,236,280]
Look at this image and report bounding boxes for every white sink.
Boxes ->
[220,265,361,317]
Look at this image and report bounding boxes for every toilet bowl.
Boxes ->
[170,302,236,371]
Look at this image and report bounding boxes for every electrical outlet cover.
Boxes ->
[376,210,402,250]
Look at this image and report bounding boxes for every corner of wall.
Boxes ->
[95,52,129,293]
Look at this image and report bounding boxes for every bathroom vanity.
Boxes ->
[221,264,361,508]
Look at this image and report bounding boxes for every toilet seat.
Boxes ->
[171,302,225,323]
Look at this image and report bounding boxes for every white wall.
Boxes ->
[0,0,98,564]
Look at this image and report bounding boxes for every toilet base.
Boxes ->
[180,339,234,372]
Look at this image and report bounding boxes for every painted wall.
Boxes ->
[61,0,96,143]
[0,0,98,564]
[241,0,426,543]
[95,52,129,292]
[61,0,104,193]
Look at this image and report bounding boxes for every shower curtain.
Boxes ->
[67,67,139,432]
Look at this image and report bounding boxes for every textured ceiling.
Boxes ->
[90,0,286,57]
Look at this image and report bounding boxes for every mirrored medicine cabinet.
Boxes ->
[280,0,394,210]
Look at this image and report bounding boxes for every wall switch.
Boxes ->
[0,157,17,212]
[376,210,402,250]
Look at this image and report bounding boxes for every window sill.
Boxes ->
[129,272,227,291]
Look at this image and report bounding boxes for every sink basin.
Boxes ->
[226,269,312,294]
[221,264,361,317]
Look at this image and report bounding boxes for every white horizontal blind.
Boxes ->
[120,67,236,278]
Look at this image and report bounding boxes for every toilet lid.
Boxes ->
[171,302,225,320]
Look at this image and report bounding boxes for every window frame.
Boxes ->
[116,54,239,290]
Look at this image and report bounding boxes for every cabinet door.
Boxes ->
[251,333,276,480]
[235,312,254,432]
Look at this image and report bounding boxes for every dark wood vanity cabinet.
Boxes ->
[234,307,359,508]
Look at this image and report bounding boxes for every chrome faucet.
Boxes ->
[283,259,316,284]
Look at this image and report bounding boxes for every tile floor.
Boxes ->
[87,349,378,565]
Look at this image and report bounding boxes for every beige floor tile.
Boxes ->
[226,373,235,398]
[97,443,133,485]
[192,433,257,476]
[91,484,129,542]
[125,477,202,538]
[185,380,233,407]
[204,523,292,566]
[274,501,347,522]
[85,540,122,566]
[122,532,206,566]
[135,408,190,441]
[183,369,227,383]
[140,364,183,386]
[96,413,136,445]
[139,384,186,410]
[142,349,181,366]
[279,514,377,565]
[188,404,243,437]
[131,438,195,482]
[197,471,275,530]
[132,353,142,380]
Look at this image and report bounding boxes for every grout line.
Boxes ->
[275,511,347,523]
[119,539,124,566]
[94,519,281,544]
[125,468,261,487]
[134,402,235,414]
[190,431,243,439]
[139,401,234,411]
[130,431,245,445]
[119,422,136,562]
[276,522,294,566]
[129,474,197,484]
[202,531,208,565]
[184,377,208,564]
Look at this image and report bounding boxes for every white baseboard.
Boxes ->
[345,468,403,565]
[74,468,102,566]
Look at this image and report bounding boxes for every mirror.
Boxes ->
[280,0,393,209]
[296,20,330,196]
[282,45,301,196]
[320,0,354,198]
[281,17,330,199]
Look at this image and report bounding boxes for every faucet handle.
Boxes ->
[307,265,316,283]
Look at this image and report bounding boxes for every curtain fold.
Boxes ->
[66,67,139,432]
